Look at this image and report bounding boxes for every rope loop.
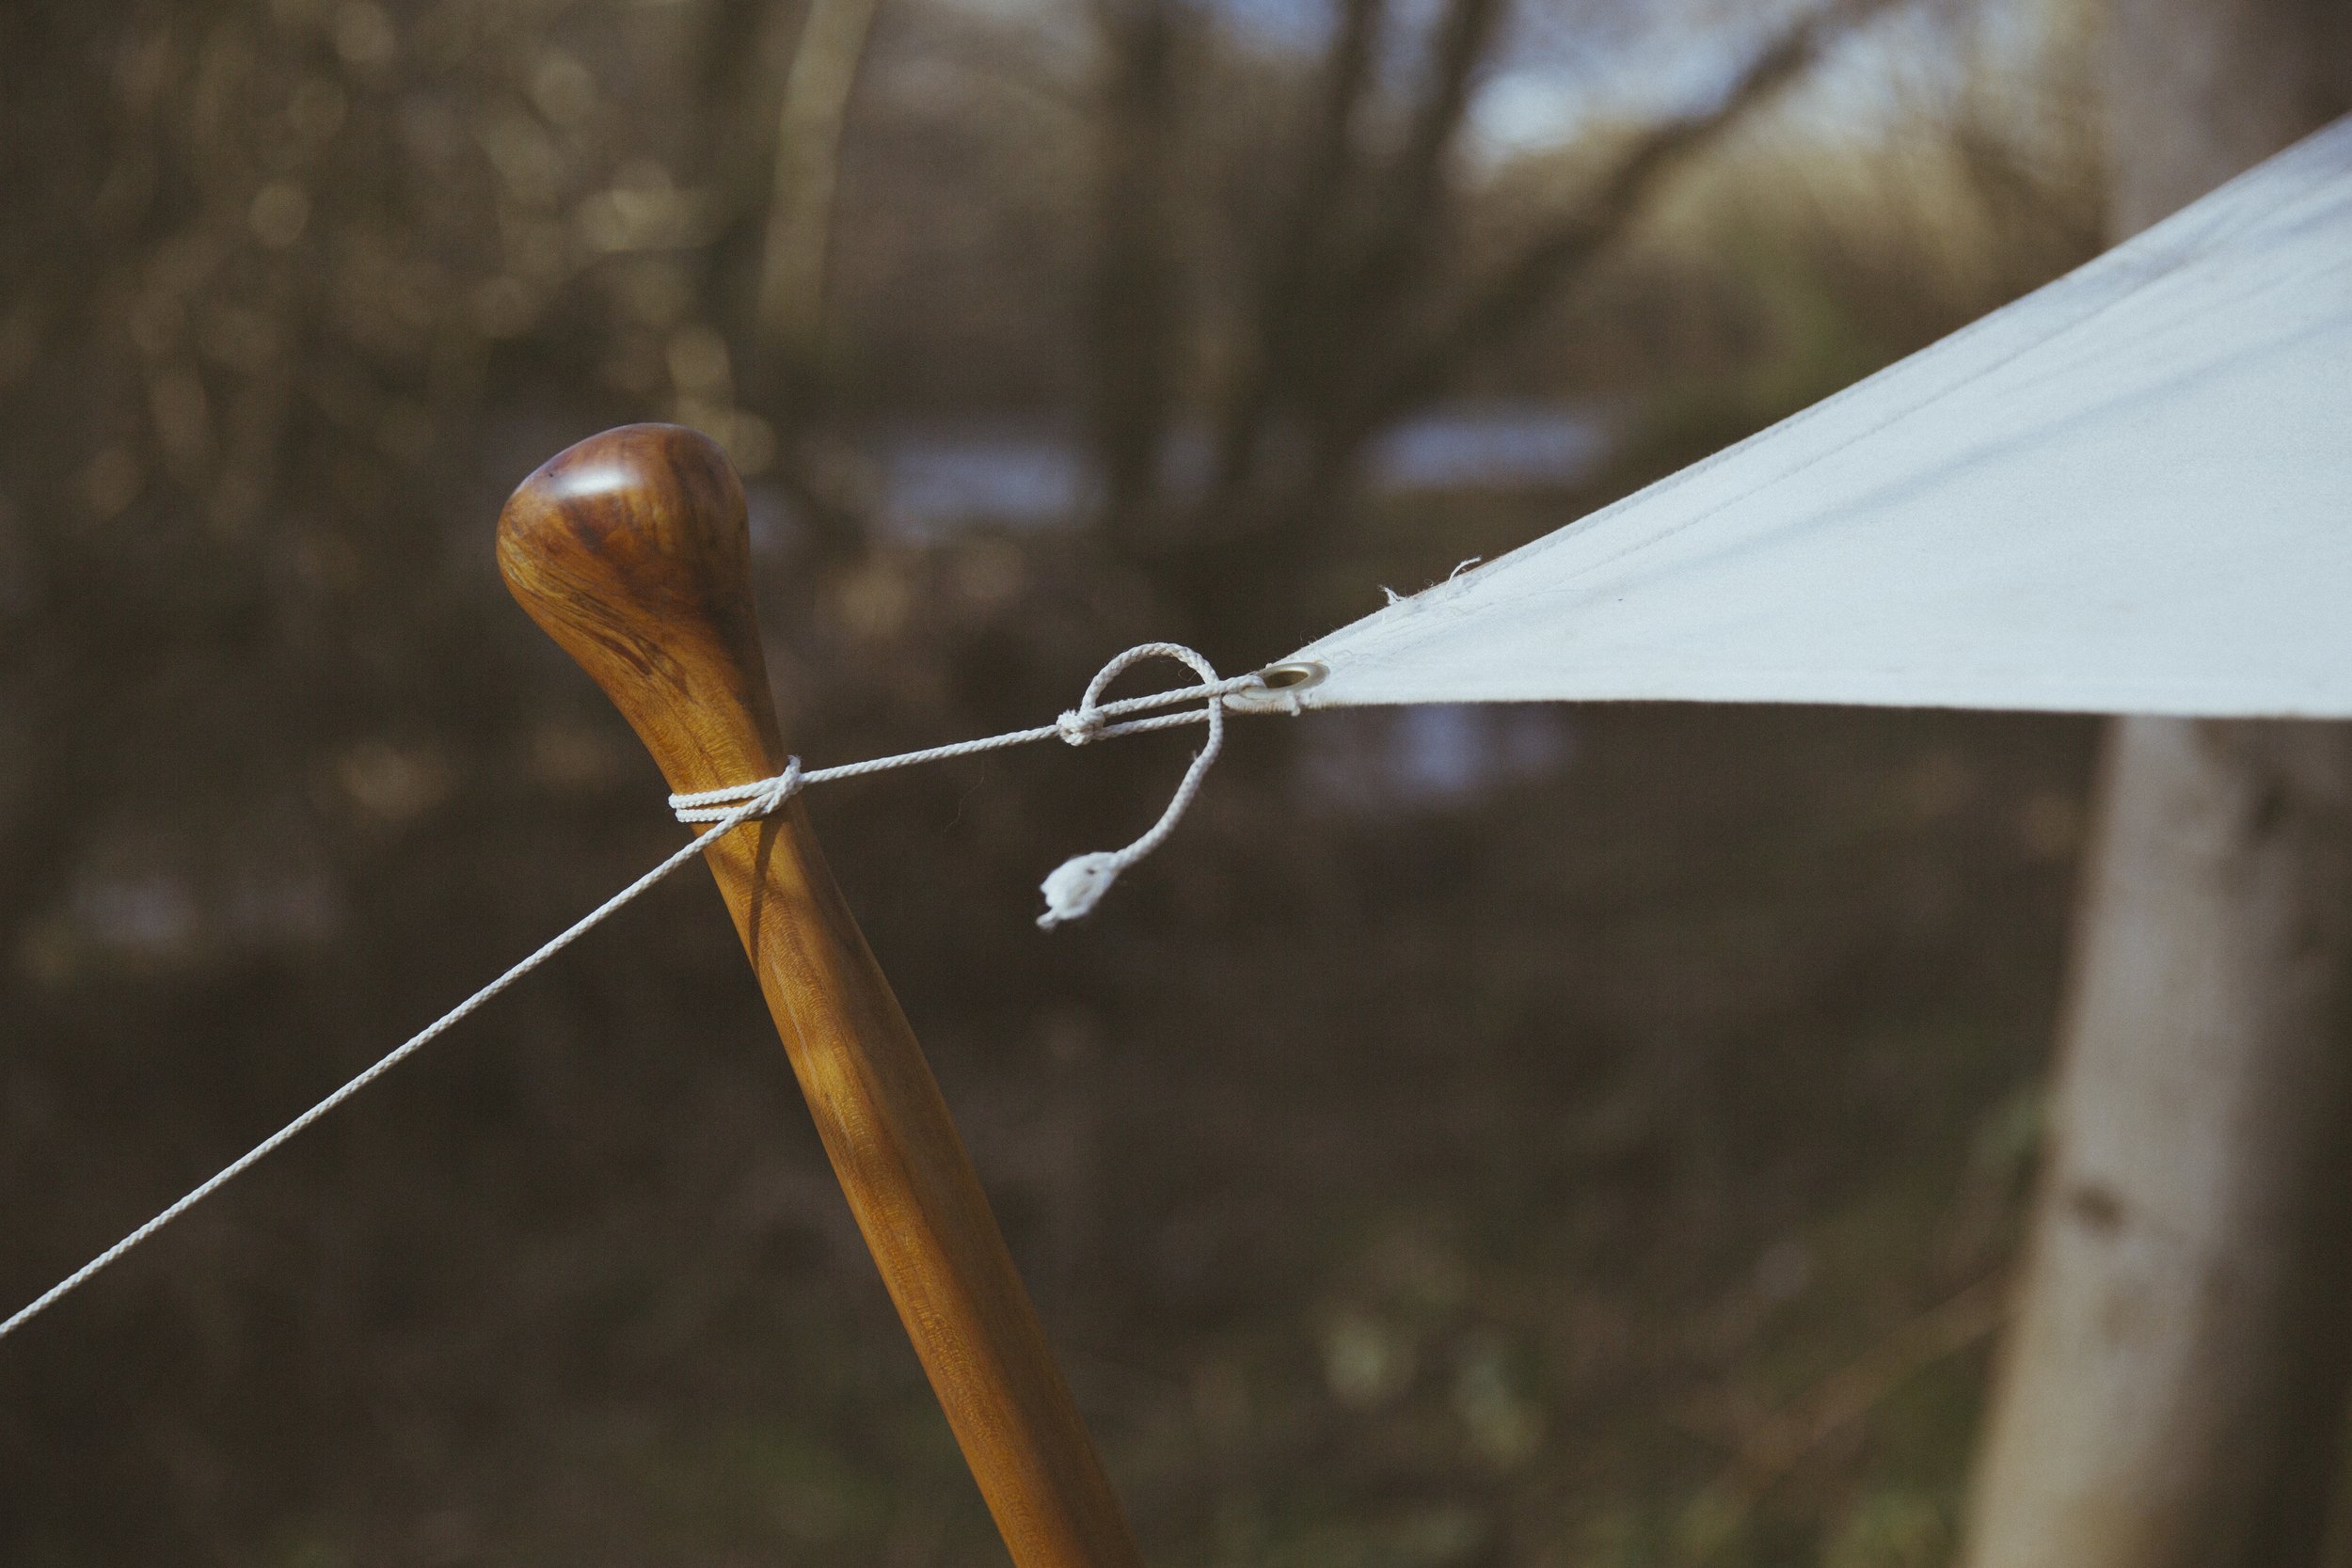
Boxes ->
[666,644,1259,933]
[1037,643,1236,928]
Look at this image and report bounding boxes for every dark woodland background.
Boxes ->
[0,0,2206,1562]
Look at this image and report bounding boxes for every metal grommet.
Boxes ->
[1257,659,1327,692]
[1226,658,1327,713]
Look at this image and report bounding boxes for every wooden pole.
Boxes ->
[496,423,1144,1568]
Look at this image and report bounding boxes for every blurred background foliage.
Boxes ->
[0,0,2118,1561]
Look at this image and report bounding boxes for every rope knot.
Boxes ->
[1057,707,1103,745]
[669,755,803,825]
[753,757,804,816]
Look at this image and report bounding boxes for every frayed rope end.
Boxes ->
[1038,851,1123,929]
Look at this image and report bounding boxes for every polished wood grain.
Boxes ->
[497,424,1143,1568]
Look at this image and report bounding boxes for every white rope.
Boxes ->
[1035,643,1229,927]
[668,648,1263,822]
[0,804,758,1348]
[672,642,1256,927]
[0,644,1261,1347]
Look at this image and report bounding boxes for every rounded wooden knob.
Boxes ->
[496,423,784,800]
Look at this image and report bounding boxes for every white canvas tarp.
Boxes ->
[1255,115,2352,719]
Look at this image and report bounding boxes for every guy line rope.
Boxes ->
[0,643,1279,1346]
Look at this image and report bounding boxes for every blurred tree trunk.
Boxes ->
[1958,6,2352,1565]
[1089,0,1186,545]
[758,0,884,368]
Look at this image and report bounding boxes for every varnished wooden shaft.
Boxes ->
[497,425,1142,1568]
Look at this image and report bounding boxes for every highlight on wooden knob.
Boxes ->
[494,423,1145,1568]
